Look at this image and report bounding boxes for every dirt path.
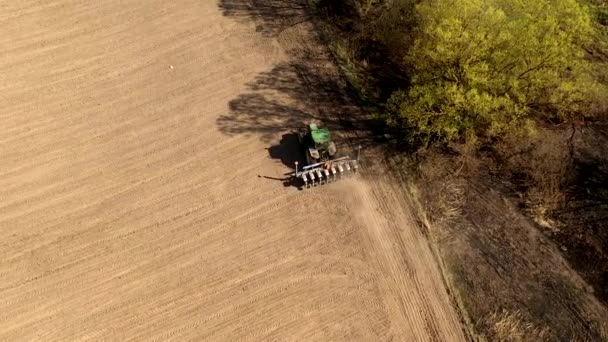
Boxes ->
[0,1,464,340]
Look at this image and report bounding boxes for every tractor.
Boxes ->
[293,123,359,188]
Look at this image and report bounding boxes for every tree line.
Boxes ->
[318,0,607,146]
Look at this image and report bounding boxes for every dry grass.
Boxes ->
[394,137,608,341]
[415,150,473,227]
[481,309,551,342]
[496,128,573,228]
[525,133,570,225]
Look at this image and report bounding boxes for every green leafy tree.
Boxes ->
[387,0,597,143]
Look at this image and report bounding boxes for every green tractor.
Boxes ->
[294,122,359,188]
[298,123,337,165]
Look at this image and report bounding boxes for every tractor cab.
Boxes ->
[301,123,337,164]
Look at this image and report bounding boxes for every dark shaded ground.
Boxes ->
[481,122,608,306]
[310,1,414,106]
[216,60,366,143]
[262,133,305,188]
[267,132,303,170]
[553,122,608,302]
[218,0,311,37]
[407,120,608,341]
[411,150,608,341]
[355,38,411,103]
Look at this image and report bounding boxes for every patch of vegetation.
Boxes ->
[330,39,374,105]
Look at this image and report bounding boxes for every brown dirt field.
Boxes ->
[0,1,465,340]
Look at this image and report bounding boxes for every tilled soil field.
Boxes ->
[0,1,464,340]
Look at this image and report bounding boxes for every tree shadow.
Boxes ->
[218,0,311,37]
[356,37,411,103]
[216,58,375,148]
[217,92,312,142]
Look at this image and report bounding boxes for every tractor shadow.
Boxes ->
[261,132,306,189]
[267,132,305,170]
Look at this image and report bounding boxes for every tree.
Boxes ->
[387,0,597,144]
